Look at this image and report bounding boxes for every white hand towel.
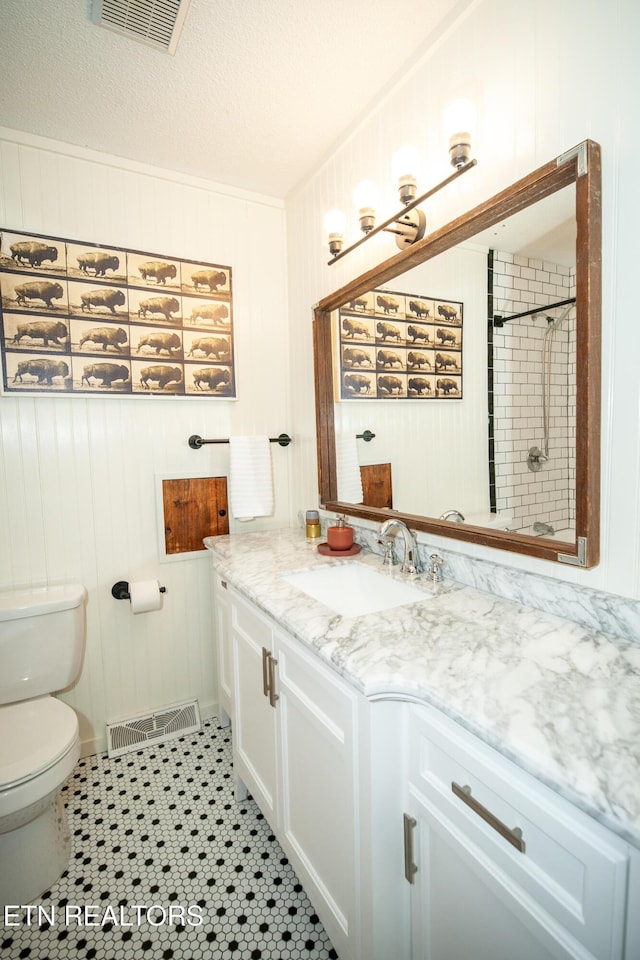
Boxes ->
[336,433,363,503]
[229,436,274,521]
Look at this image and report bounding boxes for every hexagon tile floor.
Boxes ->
[1,718,339,960]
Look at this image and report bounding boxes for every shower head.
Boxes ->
[546,302,575,331]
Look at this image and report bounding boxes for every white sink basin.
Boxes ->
[282,562,428,617]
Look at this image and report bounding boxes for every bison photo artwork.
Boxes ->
[338,288,463,400]
[0,229,236,398]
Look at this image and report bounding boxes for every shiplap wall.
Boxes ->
[2,0,640,761]
[0,129,290,754]
[286,0,640,599]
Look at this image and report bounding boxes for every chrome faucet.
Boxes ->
[440,509,465,523]
[378,518,422,575]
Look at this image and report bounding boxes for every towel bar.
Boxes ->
[189,433,292,449]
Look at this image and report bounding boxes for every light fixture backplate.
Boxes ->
[394,208,427,250]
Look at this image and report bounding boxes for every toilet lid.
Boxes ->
[0,697,79,788]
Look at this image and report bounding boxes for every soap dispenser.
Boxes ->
[326,515,354,552]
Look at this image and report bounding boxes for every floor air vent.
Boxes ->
[92,0,192,55]
[106,699,201,757]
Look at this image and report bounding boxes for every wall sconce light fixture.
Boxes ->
[325,101,477,265]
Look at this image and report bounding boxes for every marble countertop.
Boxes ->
[204,529,640,848]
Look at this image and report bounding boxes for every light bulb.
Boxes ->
[443,98,477,168]
[323,208,346,257]
[352,180,378,210]
[323,208,346,236]
[392,145,421,204]
[353,181,377,233]
[392,144,421,180]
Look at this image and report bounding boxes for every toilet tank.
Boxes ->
[0,584,87,705]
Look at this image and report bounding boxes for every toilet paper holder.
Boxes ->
[111,580,167,601]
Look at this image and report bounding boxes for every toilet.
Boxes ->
[0,583,87,907]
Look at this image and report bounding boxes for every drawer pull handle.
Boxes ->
[221,579,227,589]
[403,813,418,884]
[262,646,270,698]
[268,655,279,708]
[451,782,526,853]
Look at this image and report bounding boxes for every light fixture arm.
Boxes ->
[327,158,477,265]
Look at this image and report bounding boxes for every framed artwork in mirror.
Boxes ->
[339,288,463,400]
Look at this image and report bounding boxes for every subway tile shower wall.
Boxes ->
[492,251,576,536]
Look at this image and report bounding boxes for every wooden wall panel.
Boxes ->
[360,463,393,509]
[162,477,229,554]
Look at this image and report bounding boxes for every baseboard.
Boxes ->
[80,732,107,759]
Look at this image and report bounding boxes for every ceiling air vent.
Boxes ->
[92,0,192,55]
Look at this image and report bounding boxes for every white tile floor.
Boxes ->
[2,719,339,960]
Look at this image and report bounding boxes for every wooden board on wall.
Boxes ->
[162,477,229,554]
[360,463,393,509]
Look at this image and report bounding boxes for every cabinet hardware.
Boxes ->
[262,646,271,698]
[451,782,526,853]
[221,579,227,589]
[403,813,418,884]
[268,655,279,707]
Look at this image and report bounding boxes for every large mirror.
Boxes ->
[313,141,601,567]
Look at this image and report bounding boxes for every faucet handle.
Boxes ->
[378,536,398,566]
[428,553,444,582]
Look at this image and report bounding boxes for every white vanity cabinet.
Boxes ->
[228,584,364,960]
[213,572,232,727]
[404,703,633,960]
[210,559,639,960]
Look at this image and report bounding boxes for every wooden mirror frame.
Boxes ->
[313,140,601,567]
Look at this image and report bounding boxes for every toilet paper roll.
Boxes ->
[129,579,163,614]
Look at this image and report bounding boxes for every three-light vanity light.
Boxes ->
[324,99,477,265]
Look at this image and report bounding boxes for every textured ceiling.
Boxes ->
[0,0,469,198]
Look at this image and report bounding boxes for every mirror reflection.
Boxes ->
[314,140,601,567]
[332,185,576,543]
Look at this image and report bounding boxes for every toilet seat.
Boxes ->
[0,696,79,790]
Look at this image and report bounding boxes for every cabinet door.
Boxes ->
[275,627,361,960]
[407,789,579,960]
[407,704,628,960]
[213,573,232,727]
[230,591,279,824]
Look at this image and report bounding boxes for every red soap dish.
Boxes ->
[317,542,362,557]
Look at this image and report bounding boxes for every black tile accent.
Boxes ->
[487,249,496,513]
